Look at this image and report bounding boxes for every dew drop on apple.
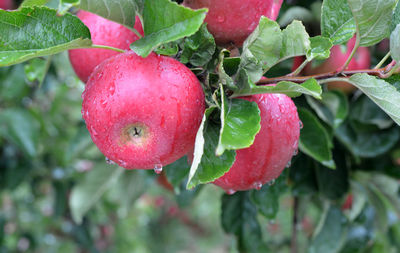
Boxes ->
[286,160,292,168]
[253,182,263,190]
[217,15,225,23]
[105,157,115,165]
[299,120,304,129]
[226,189,236,195]
[154,164,163,174]
[293,148,298,156]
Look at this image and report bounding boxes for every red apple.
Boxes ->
[82,51,205,170]
[213,92,300,192]
[304,36,371,93]
[183,0,283,47]
[69,11,144,83]
[0,0,12,9]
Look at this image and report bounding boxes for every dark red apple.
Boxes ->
[82,52,205,170]
[213,92,300,192]
[183,0,283,47]
[0,0,12,9]
[69,11,144,83]
[304,36,371,93]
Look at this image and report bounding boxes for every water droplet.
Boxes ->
[293,148,299,156]
[253,182,263,190]
[105,157,115,165]
[217,15,225,23]
[268,179,276,186]
[100,99,107,107]
[226,189,236,195]
[118,159,128,168]
[90,126,98,136]
[154,164,163,174]
[109,86,115,95]
[286,160,292,168]
[299,120,304,129]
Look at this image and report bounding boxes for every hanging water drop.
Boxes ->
[293,148,299,156]
[299,120,304,129]
[105,157,115,165]
[253,182,263,190]
[286,160,292,168]
[154,164,163,174]
[226,189,236,195]
[268,179,276,186]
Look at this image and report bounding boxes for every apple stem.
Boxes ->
[374,52,391,69]
[132,28,143,39]
[288,59,310,77]
[257,63,397,85]
[339,33,361,73]
[91,44,125,53]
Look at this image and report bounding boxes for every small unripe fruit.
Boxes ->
[183,0,283,47]
[82,52,205,170]
[0,0,12,9]
[213,92,300,192]
[69,11,143,83]
[303,36,371,93]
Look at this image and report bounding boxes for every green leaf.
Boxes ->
[131,0,206,57]
[0,109,40,158]
[180,24,216,67]
[70,164,124,224]
[347,0,397,46]
[216,84,261,156]
[321,0,356,45]
[241,17,282,74]
[335,121,400,158]
[390,24,400,62]
[186,108,236,189]
[233,74,322,99]
[289,154,319,196]
[345,74,400,126]
[298,108,335,169]
[306,90,349,128]
[24,57,50,86]
[0,7,91,67]
[21,0,49,7]
[164,156,190,192]
[280,20,311,61]
[79,0,143,28]
[349,95,393,130]
[221,192,267,253]
[315,155,349,200]
[308,205,348,253]
[250,172,288,219]
[392,0,400,32]
[307,36,333,60]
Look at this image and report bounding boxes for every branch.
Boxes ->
[290,197,299,253]
[257,63,398,85]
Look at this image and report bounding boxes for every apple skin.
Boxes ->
[69,11,144,83]
[213,92,300,192]
[82,51,205,170]
[183,0,283,47]
[304,36,371,93]
[0,0,12,9]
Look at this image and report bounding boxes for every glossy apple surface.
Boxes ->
[0,0,12,9]
[183,0,283,46]
[304,36,371,93]
[213,92,300,192]
[82,52,205,170]
[69,11,143,83]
